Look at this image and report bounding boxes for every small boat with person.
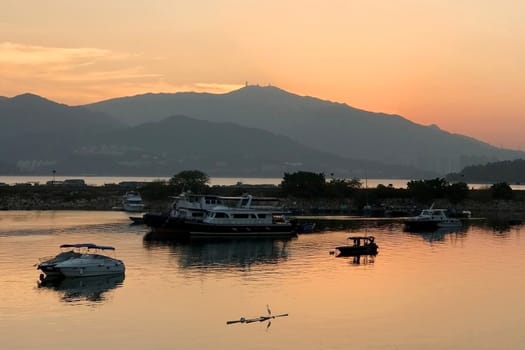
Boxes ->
[37,243,125,278]
[335,236,378,256]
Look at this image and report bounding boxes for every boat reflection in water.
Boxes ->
[404,225,467,243]
[143,232,293,268]
[37,274,125,303]
[344,254,376,265]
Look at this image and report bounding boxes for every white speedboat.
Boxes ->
[37,243,125,278]
[404,206,462,231]
[122,191,145,212]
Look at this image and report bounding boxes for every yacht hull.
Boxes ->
[57,259,125,277]
[404,219,462,231]
[38,264,64,277]
[403,220,440,231]
[151,220,295,238]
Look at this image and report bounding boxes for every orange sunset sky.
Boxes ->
[1,0,524,149]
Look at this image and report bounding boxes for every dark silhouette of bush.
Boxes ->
[407,178,448,203]
[445,182,470,204]
[169,170,210,193]
[490,182,514,200]
[281,171,326,198]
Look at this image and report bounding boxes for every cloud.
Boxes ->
[0,42,149,81]
[0,42,166,102]
[0,42,112,65]
[0,42,242,103]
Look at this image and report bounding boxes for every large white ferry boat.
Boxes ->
[143,193,296,238]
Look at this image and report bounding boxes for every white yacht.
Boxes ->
[144,193,296,237]
[37,243,125,278]
[404,206,462,231]
[186,202,295,237]
[122,191,145,212]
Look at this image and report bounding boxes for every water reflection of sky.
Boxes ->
[1,211,525,350]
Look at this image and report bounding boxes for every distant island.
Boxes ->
[447,158,525,183]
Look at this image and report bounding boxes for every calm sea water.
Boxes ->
[1,211,524,350]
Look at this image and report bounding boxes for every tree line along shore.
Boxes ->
[1,172,524,226]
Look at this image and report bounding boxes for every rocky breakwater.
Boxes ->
[0,184,123,210]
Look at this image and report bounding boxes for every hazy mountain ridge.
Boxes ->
[0,94,124,166]
[447,158,525,183]
[86,86,524,173]
[0,94,431,177]
[3,93,123,132]
[62,115,433,177]
[2,87,522,177]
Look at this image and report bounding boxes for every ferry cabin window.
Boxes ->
[192,212,204,218]
[257,214,268,219]
[233,213,249,218]
[205,198,219,205]
[214,212,228,218]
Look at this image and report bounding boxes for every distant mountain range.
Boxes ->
[0,86,523,178]
[0,93,430,177]
[86,86,524,174]
[0,94,123,171]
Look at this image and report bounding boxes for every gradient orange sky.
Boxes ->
[1,1,524,149]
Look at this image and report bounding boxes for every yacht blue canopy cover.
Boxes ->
[60,243,116,250]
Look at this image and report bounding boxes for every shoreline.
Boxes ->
[1,180,525,226]
[2,175,525,190]
[1,185,525,224]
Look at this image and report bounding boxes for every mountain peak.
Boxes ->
[228,84,297,98]
[10,93,67,108]
[13,92,41,98]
